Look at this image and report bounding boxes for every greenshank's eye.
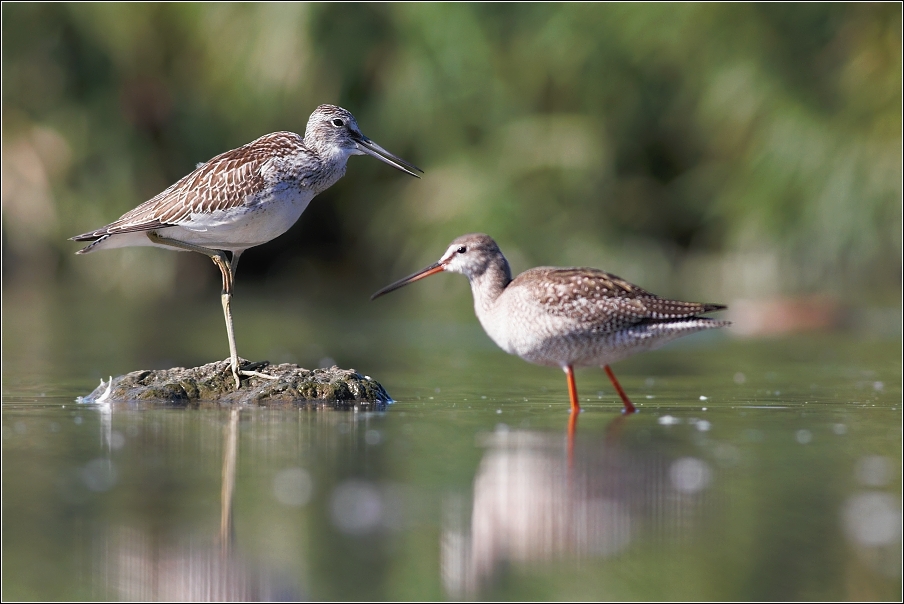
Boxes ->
[457,246,467,254]
[331,118,345,127]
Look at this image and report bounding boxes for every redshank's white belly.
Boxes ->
[478,299,726,369]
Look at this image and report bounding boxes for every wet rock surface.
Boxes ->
[78,359,392,409]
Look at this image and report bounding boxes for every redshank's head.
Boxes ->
[371,233,509,300]
[306,105,422,177]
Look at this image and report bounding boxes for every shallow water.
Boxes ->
[2,286,901,600]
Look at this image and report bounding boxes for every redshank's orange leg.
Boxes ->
[604,365,637,414]
[563,365,580,413]
[567,405,578,471]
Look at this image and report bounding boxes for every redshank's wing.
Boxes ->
[71,132,304,241]
[512,267,724,333]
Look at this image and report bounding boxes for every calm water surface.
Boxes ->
[2,287,901,600]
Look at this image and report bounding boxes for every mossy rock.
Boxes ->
[78,359,392,409]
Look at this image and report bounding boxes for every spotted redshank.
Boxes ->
[72,104,421,388]
[371,233,729,414]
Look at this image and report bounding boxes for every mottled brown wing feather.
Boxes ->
[72,132,303,240]
[513,267,723,332]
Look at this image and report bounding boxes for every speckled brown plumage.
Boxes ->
[72,105,420,252]
[512,267,725,332]
[71,104,421,388]
[372,233,730,414]
[73,132,291,241]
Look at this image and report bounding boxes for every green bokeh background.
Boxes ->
[1,7,902,601]
[2,3,901,313]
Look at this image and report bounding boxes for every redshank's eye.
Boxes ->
[457,246,467,254]
[331,118,345,127]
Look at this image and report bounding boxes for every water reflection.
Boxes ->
[4,343,900,601]
[842,454,902,578]
[91,407,300,601]
[93,526,290,601]
[442,413,715,596]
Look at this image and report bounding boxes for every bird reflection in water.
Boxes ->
[442,412,715,596]
[90,408,300,601]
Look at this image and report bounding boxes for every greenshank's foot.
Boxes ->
[239,360,279,381]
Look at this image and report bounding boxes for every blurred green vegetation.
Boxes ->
[2,3,901,307]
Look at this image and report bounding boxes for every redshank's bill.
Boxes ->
[73,104,422,388]
[371,233,729,414]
